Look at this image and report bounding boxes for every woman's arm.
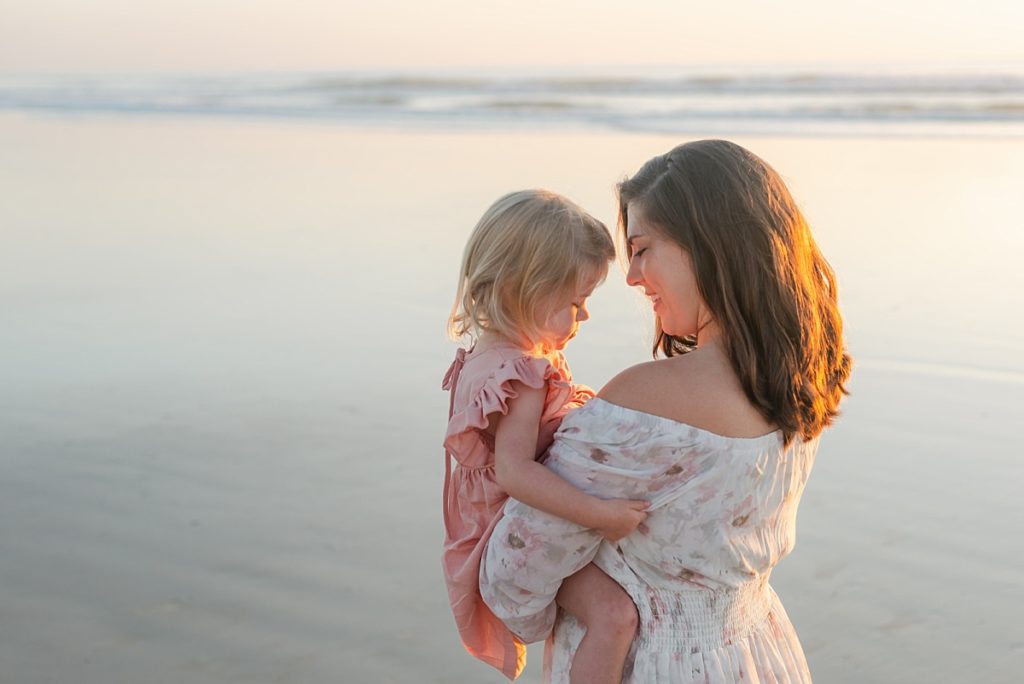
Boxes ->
[492,381,646,541]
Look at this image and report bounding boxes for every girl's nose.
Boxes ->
[576,304,590,322]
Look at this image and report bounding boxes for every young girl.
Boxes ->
[442,189,648,683]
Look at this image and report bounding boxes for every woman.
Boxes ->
[479,140,851,683]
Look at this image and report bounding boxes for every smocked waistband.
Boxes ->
[625,578,774,650]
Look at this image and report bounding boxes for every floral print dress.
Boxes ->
[441,343,594,680]
[480,397,818,683]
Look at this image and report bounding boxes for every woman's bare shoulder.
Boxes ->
[598,357,692,415]
[600,360,665,399]
[598,349,775,437]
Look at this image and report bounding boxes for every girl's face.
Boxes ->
[538,272,603,351]
[625,204,707,339]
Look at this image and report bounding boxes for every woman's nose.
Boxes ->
[626,257,642,287]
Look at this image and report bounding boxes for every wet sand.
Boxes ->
[1,112,1022,682]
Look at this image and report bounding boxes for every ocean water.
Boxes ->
[3,68,1024,137]
[1,71,1023,683]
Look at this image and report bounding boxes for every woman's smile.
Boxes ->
[625,203,707,339]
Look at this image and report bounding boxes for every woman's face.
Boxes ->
[625,203,706,338]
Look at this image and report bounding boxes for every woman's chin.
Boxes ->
[661,325,696,339]
[658,315,697,339]
[658,319,680,337]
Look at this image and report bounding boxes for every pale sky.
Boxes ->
[2,0,1023,73]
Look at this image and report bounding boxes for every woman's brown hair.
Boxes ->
[617,140,852,445]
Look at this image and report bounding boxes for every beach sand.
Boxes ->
[1,111,1022,682]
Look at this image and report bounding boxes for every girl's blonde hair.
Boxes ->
[449,189,614,353]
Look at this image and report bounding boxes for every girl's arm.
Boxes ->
[492,381,646,541]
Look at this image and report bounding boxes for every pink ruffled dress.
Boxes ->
[441,342,594,680]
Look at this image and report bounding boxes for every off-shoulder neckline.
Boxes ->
[586,397,783,449]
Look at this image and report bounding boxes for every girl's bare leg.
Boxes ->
[556,562,638,684]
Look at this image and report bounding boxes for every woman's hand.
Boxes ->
[594,499,649,541]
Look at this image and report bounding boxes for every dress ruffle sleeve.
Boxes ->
[565,383,596,412]
[443,354,569,460]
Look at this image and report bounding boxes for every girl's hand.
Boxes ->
[595,499,649,541]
